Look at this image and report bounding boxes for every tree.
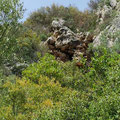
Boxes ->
[88,0,100,10]
[0,0,24,64]
[24,4,97,34]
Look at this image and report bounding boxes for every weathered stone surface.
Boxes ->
[93,1,120,48]
[96,5,112,24]
[46,19,94,63]
[110,0,117,8]
[52,19,65,28]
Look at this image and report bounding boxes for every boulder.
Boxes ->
[110,0,117,8]
[46,19,94,62]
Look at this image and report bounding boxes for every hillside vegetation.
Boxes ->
[0,0,120,119]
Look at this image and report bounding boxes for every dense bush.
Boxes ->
[22,53,63,83]
[0,49,120,119]
[0,0,120,119]
[16,29,49,63]
[0,74,82,120]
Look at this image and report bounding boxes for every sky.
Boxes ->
[20,0,90,21]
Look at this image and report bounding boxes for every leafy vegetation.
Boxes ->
[0,0,120,119]
[24,4,97,33]
[88,0,101,10]
[0,0,24,64]
[0,49,120,119]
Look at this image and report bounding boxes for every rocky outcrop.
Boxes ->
[96,5,112,24]
[46,1,120,61]
[46,19,94,63]
[93,0,120,48]
[110,0,117,8]
[4,62,28,76]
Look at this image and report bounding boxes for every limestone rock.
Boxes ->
[93,1,120,48]
[46,19,94,62]
[11,63,28,75]
[52,19,65,28]
[93,32,103,47]
[110,0,117,8]
[96,5,112,24]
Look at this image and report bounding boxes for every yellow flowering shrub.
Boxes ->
[0,75,80,119]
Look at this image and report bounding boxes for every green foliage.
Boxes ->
[0,49,120,119]
[0,75,82,120]
[24,4,97,33]
[40,33,48,41]
[112,31,120,53]
[100,0,110,6]
[88,0,111,11]
[88,0,100,10]
[98,10,117,31]
[16,29,41,63]
[0,0,24,64]
[22,53,63,83]
[4,28,49,67]
[90,30,120,55]
[0,0,120,119]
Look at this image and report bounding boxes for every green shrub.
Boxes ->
[0,48,120,119]
[22,53,64,83]
[40,33,48,41]
[0,75,82,120]
[88,92,120,120]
